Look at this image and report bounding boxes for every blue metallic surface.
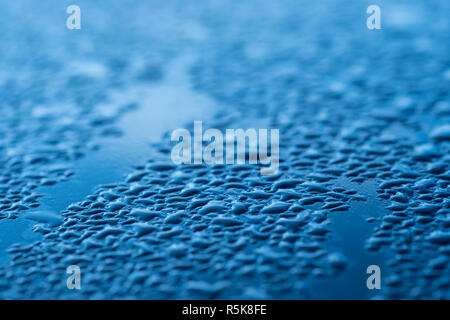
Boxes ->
[0,0,448,299]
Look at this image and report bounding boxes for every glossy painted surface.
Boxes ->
[0,0,448,299]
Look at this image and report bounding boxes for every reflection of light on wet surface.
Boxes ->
[0,219,39,265]
[0,54,217,264]
[306,178,389,299]
[384,4,424,29]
